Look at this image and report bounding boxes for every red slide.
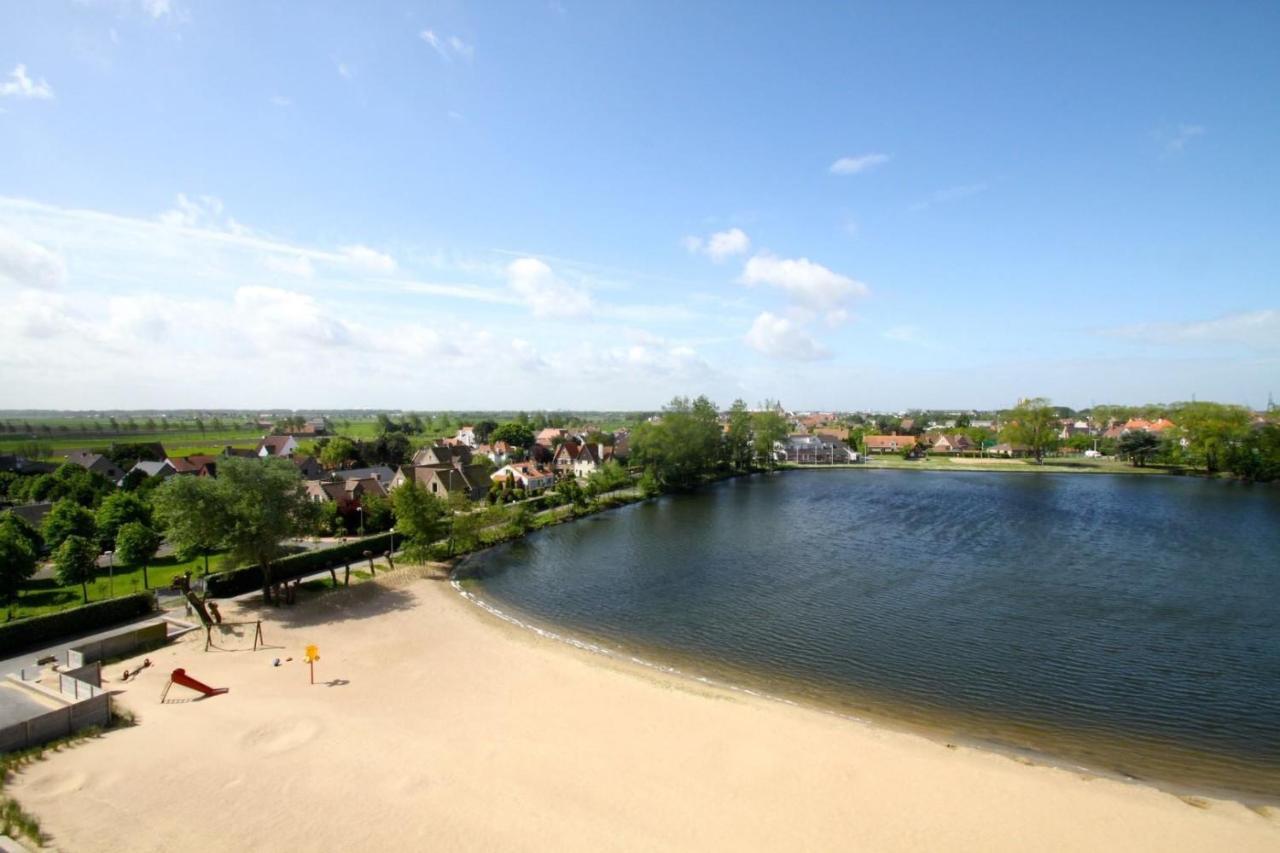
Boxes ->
[170,668,229,697]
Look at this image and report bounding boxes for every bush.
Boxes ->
[0,592,156,657]
[205,534,401,598]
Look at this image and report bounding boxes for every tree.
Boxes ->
[1000,397,1060,463]
[724,399,754,471]
[629,396,722,490]
[0,526,37,603]
[43,498,97,550]
[360,493,396,534]
[1117,430,1161,467]
[115,522,162,589]
[54,535,98,602]
[319,436,358,470]
[95,491,152,549]
[490,422,535,449]
[750,408,789,467]
[588,459,630,494]
[555,477,589,516]
[1171,401,1250,474]
[446,492,482,555]
[391,479,447,562]
[474,420,499,443]
[0,513,42,557]
[215,457,316,604]
[152,474,228,576]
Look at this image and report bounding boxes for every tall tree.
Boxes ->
[391,479,447,562]
[724,399,754,471]
[1117,430,1161,467]
[0,526,37,603]
[152,474,228,575]
[1000,397,1060,463]
[1170,401,1250,474]
[54,535,98,602]
[115,522,162,589]
[319,436,358,470]
[750,408,789,467]
[215,457,315,603]
[95,491,152,549]
[43,498,97,550]
[490,422,535,449]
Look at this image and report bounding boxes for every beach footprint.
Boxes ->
[21,770,88,799]
[240,717,323,755]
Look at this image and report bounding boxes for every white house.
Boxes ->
[491,462,556,492]
[455,425,478,447]
[257,435,298,458]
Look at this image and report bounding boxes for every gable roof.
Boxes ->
[257,435,295,456]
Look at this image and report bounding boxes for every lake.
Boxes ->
[464,469,1280,801]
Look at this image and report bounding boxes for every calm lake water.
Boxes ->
[465,470,1280,801]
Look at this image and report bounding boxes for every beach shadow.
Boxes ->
[231,575,421,630]
[323,679,349,687]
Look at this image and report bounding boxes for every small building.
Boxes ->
[454,425,478,447]
[551,441,614,478]
[292,455,324,480]
[412,444,473,469]
[330,465,397,488]
[256,435,299,458]
[63,451,126,483]
[779,434,858,464]
[167,455,218,477]
[491,462,556,493]
[863,435,920,455]
[415,465,491,501]
[930,434,975,455]
[126,459,177,482]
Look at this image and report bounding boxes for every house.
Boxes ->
[990,442,1032,458]
[292,455,324,480]
[64,451,127,483]
[412,444,473,469]
[257,435,299,458]
[343,476,387,501]
[302,417,329,435]
[414,465,491,501]
[167,455,218,477]
[305,475,387,508]
[863,435,920,455]
[1123,417,1176,434]
[536,428,566,446]
[330,465,396,488]
[930,434,975,454]
[491,462,556,492]
[222,446,259,459]
[473,441,515,466]
[4,502,54,533]
[305,480,349,504]
[126,460,177,482]
[551,441,614,478]
[454,425,478,447]
[779,434,858,464]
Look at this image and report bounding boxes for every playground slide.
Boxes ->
[170,668,229,697]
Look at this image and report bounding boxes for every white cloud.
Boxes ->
[506,257,592,317]
[0,65,55,100]
[141,0,172,18]
[883,324,929,346]
[420,29,473,61]
[233,286,353,350]
[909,183,987,212]
[683,227,750,262]
[740,253,868,314]
[744,312,829,361]
[829,153,889,175]
[1103,310,1280,350]
[1163,124,1206,153]
[337,63,353,79]
[158,193,251,234]
[0,229,68,288]
[270,95,292,107]
[340,244,398,273]
[264,254,315,278]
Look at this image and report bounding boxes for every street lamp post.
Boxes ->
[105,550,114,598]
[357,506,364,537]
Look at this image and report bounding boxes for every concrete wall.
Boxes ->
[0,692,110,753]
[66,621,167,668]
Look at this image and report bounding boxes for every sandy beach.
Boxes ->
[9,567,1278,852]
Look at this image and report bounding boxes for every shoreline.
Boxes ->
[454,573,1280,810]
[7,569,1279,851]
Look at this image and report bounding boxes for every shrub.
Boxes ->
[0,592,156,657]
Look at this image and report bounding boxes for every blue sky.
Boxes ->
[1,1,1277,411]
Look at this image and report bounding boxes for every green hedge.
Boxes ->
[206,534,400,598]
[0,592,157,658]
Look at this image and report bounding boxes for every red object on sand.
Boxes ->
[170,668,229,697]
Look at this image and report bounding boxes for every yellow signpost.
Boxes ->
[304,644,320,684]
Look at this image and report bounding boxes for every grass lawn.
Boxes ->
[6,551,235,621]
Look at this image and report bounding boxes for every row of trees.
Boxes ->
[628,397,789,491]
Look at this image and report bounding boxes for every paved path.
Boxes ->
[0,612,175,677]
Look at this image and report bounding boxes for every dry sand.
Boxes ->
[10,568,1279,852]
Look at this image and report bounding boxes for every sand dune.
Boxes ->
[10,567,1279,852]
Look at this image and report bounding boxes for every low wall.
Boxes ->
[0,694,111,753]
[66,621,168,668]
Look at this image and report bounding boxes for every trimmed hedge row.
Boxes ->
[206,534,400,598]
[0,592,157,658]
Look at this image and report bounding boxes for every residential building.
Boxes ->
[414,465,491,501]
[779,434,858,464]
[491,462,556,492]
[167,455,218,477]
[863,435,920,455]
[126,460,177,482]
[551,441,614,478]
[292,455,324,479]
[455,425,478,447]
[330,465,397,488]
[64,451,127,483]
[930,434,975,454]
[257,435,299,458]
[412,443,473,468]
